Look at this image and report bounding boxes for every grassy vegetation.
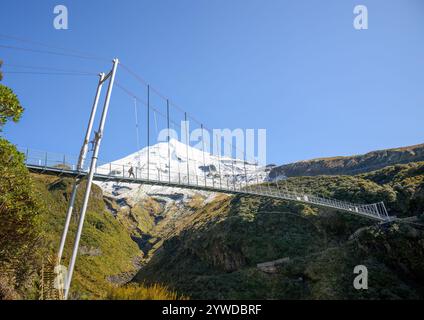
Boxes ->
[106,283,188,300]
[2,131,423,300]
[133,163,424,299]
[360,161,424,217]
[30,173,142,299]
[0,139,43,299]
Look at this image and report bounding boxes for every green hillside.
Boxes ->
[133,162,424,299]
[0,138,182,300]
[2,138,423,300]
[30,173,142,299]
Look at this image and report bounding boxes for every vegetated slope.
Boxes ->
[30,173,142,299]
[269,143,424,178]
[1,141,148,299]
[133,162,424,299]
[25,156,424,299]
[0,139,43,299]
[3,169,187,300]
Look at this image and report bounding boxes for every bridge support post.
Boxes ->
[63,59,119,300]
[374,203,381,219]
[231,160,236,190]
[57,72,106,266]
[380,202,389,220]
[276,180,282,197]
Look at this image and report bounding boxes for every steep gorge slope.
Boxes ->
[31,173,142,299]
[133,162,424,299]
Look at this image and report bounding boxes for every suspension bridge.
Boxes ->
[15,55,390,224]
[1,37,392,300]
[23,147,390,223]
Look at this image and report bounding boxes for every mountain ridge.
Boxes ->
[269,143,424,178]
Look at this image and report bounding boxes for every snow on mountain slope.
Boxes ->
[95,139,270,206]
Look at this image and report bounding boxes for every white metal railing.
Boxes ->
[21,148,390,221]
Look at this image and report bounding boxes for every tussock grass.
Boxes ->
[106,283,188,300]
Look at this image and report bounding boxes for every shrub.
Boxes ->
[0,138,43,298]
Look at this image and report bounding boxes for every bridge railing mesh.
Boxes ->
[21,148,390,222]
[19,148,85,171]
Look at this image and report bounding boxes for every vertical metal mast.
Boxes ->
[64,58,119,300]
[133,97,142,171]
[57,72,105,264]
[232,160,236,190]
[167,99,171,183]
[185,112,190,184]
[147,85,150,180]
[216,134,222,188]
[201,124,206,187]
[243,154,248,189]
[134,97,140,151]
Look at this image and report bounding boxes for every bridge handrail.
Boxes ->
[22,148,390,222]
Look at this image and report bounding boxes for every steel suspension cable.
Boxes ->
[1,62,98,75]
[133,97,143,169]
[167,100,171,183]
[0,32,109,61]
[1,71,96,76]
[1,34,258,168]
[119,63,259,166]
[0,44,107,61]
[185,112,190,184]
[147,85,150,180]
[201,124,207,187]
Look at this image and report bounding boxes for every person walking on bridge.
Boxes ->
[128,166,135,178]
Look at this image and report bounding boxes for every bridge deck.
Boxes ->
[27,164,390,222]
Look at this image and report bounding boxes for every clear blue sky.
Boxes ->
[1,0,423,165]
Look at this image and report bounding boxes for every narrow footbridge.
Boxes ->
[24,150,391,222]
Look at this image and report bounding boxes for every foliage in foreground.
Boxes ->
[0,61,24,132]
[0,138,43,299]
[106,283,188,300]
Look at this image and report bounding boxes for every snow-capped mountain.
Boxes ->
[95,139,270,205]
